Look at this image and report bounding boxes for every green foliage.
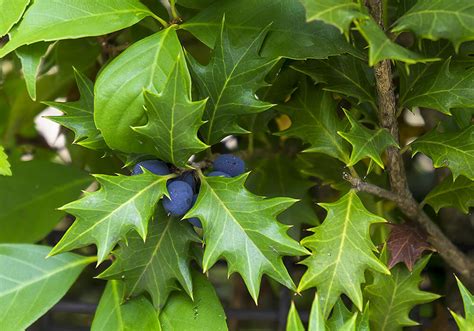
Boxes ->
[299,191,389,317]
[411,126,474,180]
[424,175,474,213]
[339,109,398,169]
[134,60,208,166]
[94,28,185,154]
[0,0,30,37]
[160,271,228,330]
[99,214,199,309]
[1,0,473,328]
[393,0,474,50]
[46,69,106,150]
[365,254,440,331]
[0,145,11,176]
[276,78,350,163]
[50,172,170,263]
[92,281,161,331]
[186,174,307,302]
[0,244,93,330]
[450,276,474,330]
[0,0,156,58]
[400,59,474,115]
[187,20,277,144]
[0,160,91,243]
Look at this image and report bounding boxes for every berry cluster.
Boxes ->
[131,154,245,228]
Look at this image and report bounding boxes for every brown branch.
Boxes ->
[362,0,474,279]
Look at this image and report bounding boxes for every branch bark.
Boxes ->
[362,0,474,279]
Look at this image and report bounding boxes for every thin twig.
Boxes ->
[363,0,474,279]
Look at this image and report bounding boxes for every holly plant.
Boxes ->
[1,0,474,330]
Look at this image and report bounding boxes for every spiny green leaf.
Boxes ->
[0,145,11,176]
[300,0,367,36]
[276,78,350,163]
[91,281,161,331]
[327,300,358,331]
[94,28,185,154]
[393,0,474,51]
[355,18,437,66]
[298,190,389,317]
[16,42,50,101]
[0,244,94,330]
[411,126,474,180]
[246,154,319,232]
[286,301,305,331]
[400,59,474,115]
[450,276,474,331]
[0,0,30,37]
[182,0,357,60]
[0,0,155,58]
[308,293,326,331]
[424,175,474,214]
[133,56,208,166]
[99,215,199,309]
[185,174,308,303]
[339,109,398,169]
[187,20,277,145]
[365,253,440,331]
[49,172,170,264]
[292,55,376,106]
[46,69,107,150]
[160,271,228,331]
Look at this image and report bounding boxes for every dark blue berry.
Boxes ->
[187,217,202,228]
[213,154,245,177]
[208,171,231,178]
[171,172,196,192]
[162,181,193,216]
[132,160,170,176]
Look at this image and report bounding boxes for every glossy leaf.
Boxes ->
[286,301,305,331]
[46,69,106,150]
[100,215,199,309]
[326,300,358,331]
[365,254,440,331]
[185,174,308,302]
[0,0,155,58]
[16,42,50,101]
[187,20,277,144]
[182,0,356,59]
[0,244,93,330]
[292,55,376,106]
[393,0,474,51]
[400,59,474,115]
[386,224,433,271]
[424,175,474,214]
[133,57,208,166]
[411,126,474,180]
[308,293,326,331]
[0,160,91,243]
[91,281,161,331]
[298,190,389,317]
[355,18,436,66]
[300,0,367,35]
[246,155,318,230]
[94,28,185,154]
[160,271,228,331]
[276,78,350,163]
[49,172,170,264]
[0,145,11,176]
[450,276,474,331]
[0,0,30,37]
[339,110,398,168]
